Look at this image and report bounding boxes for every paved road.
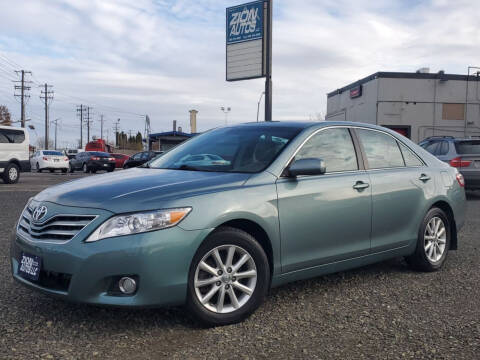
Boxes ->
[1,173,479,359]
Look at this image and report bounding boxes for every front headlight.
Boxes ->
[85,207,192,242]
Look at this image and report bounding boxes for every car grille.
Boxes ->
[17,205,96,243]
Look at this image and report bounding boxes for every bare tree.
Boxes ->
[36,136,54,150]
[0,105,12,125]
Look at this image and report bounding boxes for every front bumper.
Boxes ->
[10,217,212,307]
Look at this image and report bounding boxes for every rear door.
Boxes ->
[355,128,432,252]
[276,127,372,272]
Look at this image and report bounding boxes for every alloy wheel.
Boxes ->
[8,167,18,181]
[194,245,257,314]
[424,216,446,263]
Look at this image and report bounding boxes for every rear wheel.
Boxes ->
[406,207,450,272]
[187,227,270,327]
[107,166,115,172]
[69,163,74,173]
[2,163,20,184]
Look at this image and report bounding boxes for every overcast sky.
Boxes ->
[0,0,479,147]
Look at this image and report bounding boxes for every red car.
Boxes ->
[110,153,130,168]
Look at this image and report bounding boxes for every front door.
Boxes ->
[276,127,372,273]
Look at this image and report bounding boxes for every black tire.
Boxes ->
[187,227,270,327]
[49,169,54,173]
[406,207,451,272]
[69,163,74,173]
[36,163,42,173]
[61,168,67,173]
[2,163,20,184]
[82,163,89,173]
[107,166,115,172]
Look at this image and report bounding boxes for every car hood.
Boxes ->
[35,168,251,213]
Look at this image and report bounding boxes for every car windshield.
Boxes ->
[455,140,480,154]
[148,125,302,173]
[43,151,63,156]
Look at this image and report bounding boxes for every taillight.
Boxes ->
[456,173,465,187]
[91,156,100,161]
[64,157,69,161]
[108,157,114,161]
[43,156,48,161]
[450,157,471,168]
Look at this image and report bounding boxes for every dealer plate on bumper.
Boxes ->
[18,252,42,281]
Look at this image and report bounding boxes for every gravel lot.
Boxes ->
[1,172,479,359]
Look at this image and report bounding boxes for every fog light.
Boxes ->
[118,277,137,294]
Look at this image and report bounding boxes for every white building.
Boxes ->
[326,70,480,142]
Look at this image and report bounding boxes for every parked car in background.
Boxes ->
[11,122,466,326]
[419,136,480,190]
[0,125,30,184]
[64,148,80,160]
[69,151,115,173]
[85,139,112,153]
[31,150,69,173]
[110,153,130,168]
[123,150,163,169]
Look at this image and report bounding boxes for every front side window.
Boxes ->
[357,129,404,169]
[295,128,358,173]
[399,142,423,167]
[149,126,302,173]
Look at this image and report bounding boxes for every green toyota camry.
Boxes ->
[11,121,466,326]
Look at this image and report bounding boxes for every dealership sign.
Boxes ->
[350,85,362,99]
[226,1,266,81]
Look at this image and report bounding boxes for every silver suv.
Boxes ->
[419,136,480,190]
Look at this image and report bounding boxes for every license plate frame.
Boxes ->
[18,252,42,281]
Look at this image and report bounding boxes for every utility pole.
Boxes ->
[51,118,60,150]
[85,106,92,142]
[40,84,54,149]
[99,114,105,139]
[14,70,32,127]
[113,118,120,148]
[76,105,86,149]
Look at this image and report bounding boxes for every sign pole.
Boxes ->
[264,0,272,121]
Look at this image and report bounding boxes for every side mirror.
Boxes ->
[287,158,326,177]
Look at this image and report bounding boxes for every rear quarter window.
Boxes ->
[357,129,404,169]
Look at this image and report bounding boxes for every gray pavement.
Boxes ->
[1,172,479,359]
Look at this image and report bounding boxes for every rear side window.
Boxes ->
[0,128,25,143]
[437,141,449,156]
[455,140,480,154]
[357,129,404,169]
[295,128,358,173]
[398,143,423,167]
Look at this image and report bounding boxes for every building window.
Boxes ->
[442,103,465,120]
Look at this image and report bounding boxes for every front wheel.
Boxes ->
[36,163,42,173]
[406,207,451,272]
[82,163,89,173]
[61,168,67,173]
[69,163,74,173]
[187,227,270,327]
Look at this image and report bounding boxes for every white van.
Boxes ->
[0,125,30,183]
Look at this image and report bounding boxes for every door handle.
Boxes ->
[353,181,370,190]
[419,174,431,182]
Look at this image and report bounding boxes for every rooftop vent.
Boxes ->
[416,67,430,74]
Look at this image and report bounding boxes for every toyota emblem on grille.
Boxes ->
[32,205,48,222]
